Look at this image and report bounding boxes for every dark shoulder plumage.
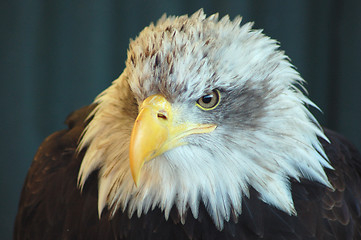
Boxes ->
[14,104,361,240]
[13,104,114,240]
[318,129,361,239]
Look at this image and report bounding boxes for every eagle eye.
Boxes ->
[196,89,221,110]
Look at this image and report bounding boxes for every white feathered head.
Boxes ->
[78,9,332,230]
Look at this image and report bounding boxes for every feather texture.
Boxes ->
[14,9,361,240]
[78,9,332,228]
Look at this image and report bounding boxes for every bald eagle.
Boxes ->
[14,9,361,240]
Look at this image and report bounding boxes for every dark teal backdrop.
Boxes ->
[2,0,361,238]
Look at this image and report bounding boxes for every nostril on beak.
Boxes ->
[157,113,167,120]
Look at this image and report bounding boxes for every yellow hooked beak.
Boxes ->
[129,94,217,186]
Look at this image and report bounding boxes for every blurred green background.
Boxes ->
[2,0,360,238]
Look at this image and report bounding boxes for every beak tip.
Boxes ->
[130,163,141,187]
[132,174,139,187]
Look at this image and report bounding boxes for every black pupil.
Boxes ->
[202,94,213,104]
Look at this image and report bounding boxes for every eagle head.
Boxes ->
[78,9,332,230]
